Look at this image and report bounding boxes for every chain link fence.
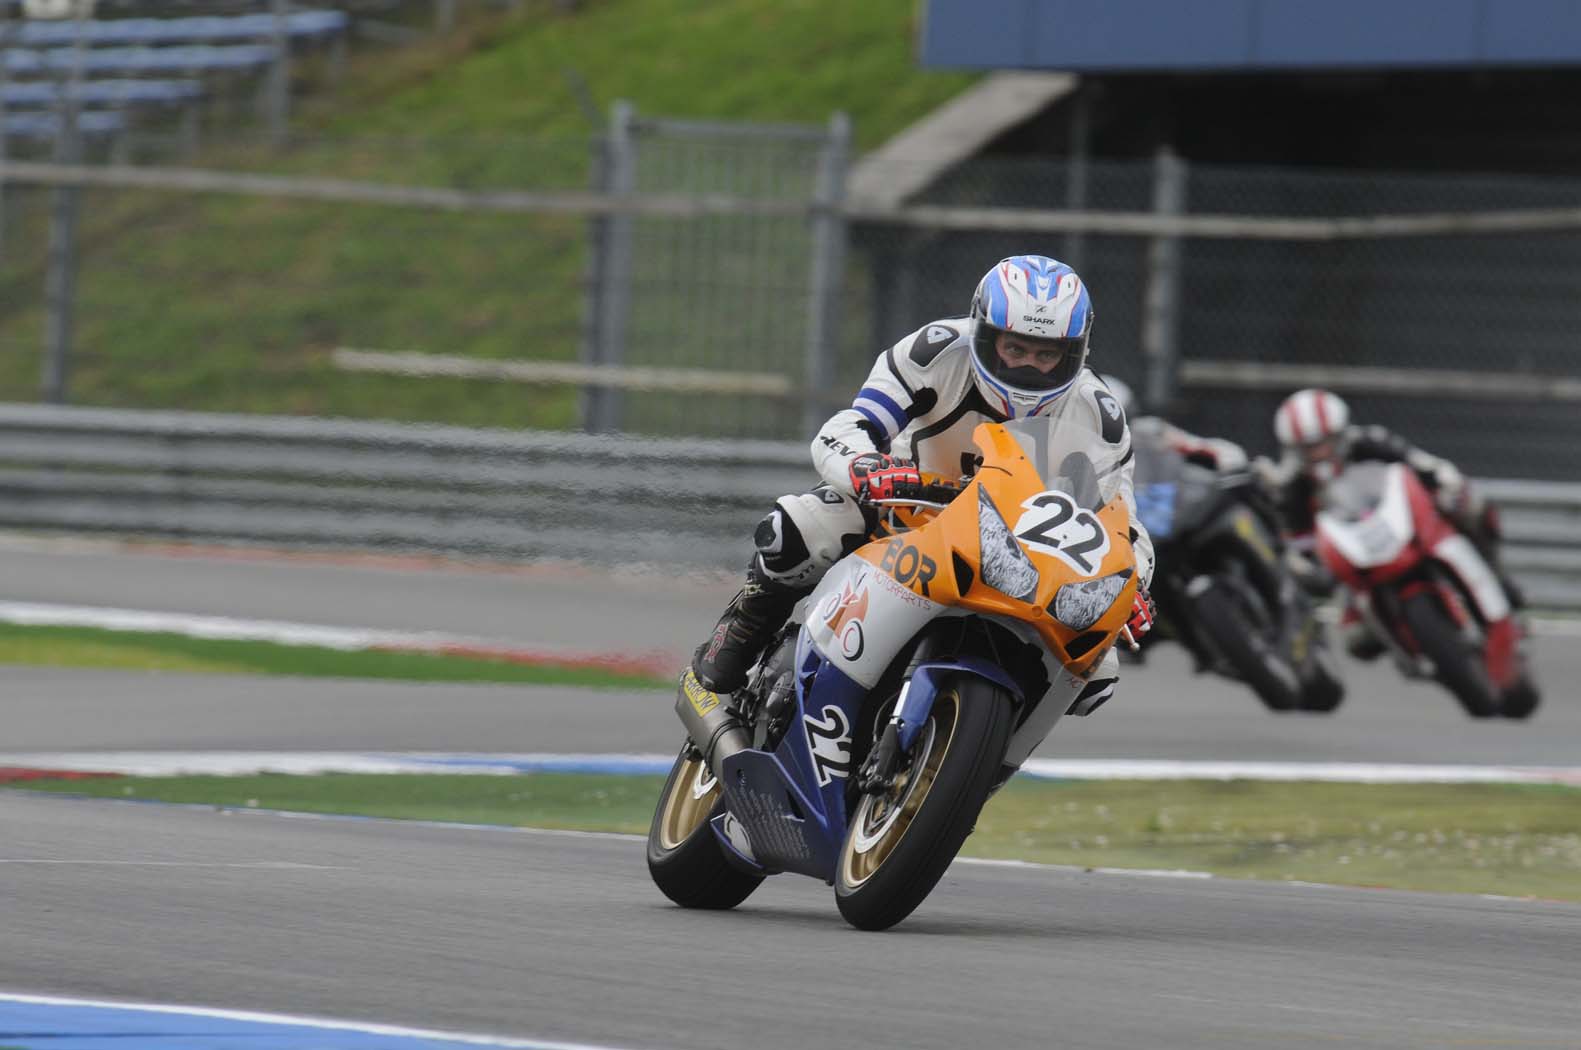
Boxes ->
[4,118,1581,481]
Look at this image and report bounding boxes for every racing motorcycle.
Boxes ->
[648,417,1141,931]
[1131,424,1344,712]
[1315,461,1539,720]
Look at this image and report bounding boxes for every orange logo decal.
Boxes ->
[823,578,870,635]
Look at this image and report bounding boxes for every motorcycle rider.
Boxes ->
[1260,387,1521,654]
[1103,375,1250,475]
[686,255,1157,715]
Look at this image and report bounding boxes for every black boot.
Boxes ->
[691,561,807,694]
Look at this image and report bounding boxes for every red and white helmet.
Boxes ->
[1274,389,1350,480]
[1274,388,1349,448]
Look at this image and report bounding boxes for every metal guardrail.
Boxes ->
[0,403,1576,607]
[0,403,815,568]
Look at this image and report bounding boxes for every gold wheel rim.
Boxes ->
[838,691,961,889]
[657,755,720,851]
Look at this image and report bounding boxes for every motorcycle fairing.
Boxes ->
[709,631,870,881]
[1317,465,1419,573]
[1432,533,1511,623]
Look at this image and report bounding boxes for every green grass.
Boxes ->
[0,0,976,429]
[0,623,670,688]
[14,773,1581,901]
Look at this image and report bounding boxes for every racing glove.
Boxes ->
[848,452,922,501]
[1122,588,1157,650]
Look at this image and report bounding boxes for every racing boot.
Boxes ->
[690,559,808,695]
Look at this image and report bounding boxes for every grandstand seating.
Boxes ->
[0,77,204,107]
[1,43,280,75]
[1,108,126,139]
[7,11,349,47]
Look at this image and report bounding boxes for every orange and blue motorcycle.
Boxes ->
[647,417,1140,930]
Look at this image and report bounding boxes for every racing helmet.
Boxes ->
[969,255,1093,418]
[1274,388,1350,481]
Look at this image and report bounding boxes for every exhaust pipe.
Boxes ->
[675,669,752,781]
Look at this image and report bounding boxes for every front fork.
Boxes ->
[857,654,1022,792]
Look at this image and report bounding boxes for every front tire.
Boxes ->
[834,678,1014,931]
[1401,592,1499,719]
[1189,582,1303,712]
[646,748,763,909]
[1298,645,1346,713]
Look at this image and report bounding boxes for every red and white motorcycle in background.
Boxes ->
[1315,462,1540,720]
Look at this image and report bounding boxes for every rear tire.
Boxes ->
[1401,592,1499,719]
[646,748,763,910]
[834,678,1014,931]
[1189,583,1303,712]
[1298,646,1346,713]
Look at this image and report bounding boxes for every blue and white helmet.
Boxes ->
[968,255,1094,418]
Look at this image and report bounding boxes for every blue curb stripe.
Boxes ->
[0,996,631,1050]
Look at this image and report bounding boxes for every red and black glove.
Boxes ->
[848,452,922,501]
[1122,588,1156,650]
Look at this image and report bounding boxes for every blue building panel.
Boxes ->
[1254,0,1481,66]
[1028,0,1259,71]
[1481,0,1581,61]
[922,0,1581,71]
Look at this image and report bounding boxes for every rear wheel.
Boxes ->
[1401,592,1499,719]
[646,748,763,909]
[834,678,1014,931]
[1189,582,1303,712]
[1298,645,1346,713]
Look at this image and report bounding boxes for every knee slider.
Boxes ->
[754,507,811,578]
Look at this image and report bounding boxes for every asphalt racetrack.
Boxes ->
[5,541,1581,1048]
[6,792,1581,1050]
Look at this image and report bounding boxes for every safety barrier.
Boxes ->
[0,403,1575,606]
[0,403,813,569]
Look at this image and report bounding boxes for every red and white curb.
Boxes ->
[1,751,1578,785]
[0,601,677,678]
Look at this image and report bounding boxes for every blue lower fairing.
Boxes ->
[710,626,868,882]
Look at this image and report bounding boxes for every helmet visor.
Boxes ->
[972,323,1088,394]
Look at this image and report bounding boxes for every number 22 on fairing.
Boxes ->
[1013,491,1110,576]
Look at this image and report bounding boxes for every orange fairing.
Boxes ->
[856,422,1137,677]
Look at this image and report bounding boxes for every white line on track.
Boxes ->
[0,992,644,1050]
[4,751,1579,784]
[0,859,342,868]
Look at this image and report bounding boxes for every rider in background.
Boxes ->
[686,255,1157,716]
[1259,388,1522,653]
[1102,375,1250,475]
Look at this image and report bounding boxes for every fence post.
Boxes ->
[0,12,10,262]
[1140,145,1185,411]
[803,111,851,437]
[1062,83,1091,273]
[41,2,88,404]
[267,0,292,146]
[583,100,635,433]
[435,0,457,33]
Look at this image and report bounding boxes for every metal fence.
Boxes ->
[7,124,1581,482]
[3,401,1579,608]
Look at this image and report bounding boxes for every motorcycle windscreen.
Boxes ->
[998,411,1131,515]
[1318,463,1414,569]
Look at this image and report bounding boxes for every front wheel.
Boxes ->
[835,678,1014,931]
[1400,592,1499,719]
[1298,645,1346,713]
[646,748,763,909]
[1189,582,1303,712]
